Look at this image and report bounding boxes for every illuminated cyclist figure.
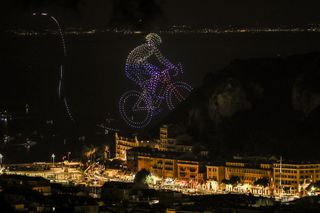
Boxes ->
[120,33,192,128]
[125,33,179,103]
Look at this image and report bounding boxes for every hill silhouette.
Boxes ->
[161,52,320,160]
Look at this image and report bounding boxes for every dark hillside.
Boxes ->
[161,52,320,160]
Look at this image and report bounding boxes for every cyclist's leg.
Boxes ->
[144,64,165,116]
[143,63,161,98]
[125,63,149,88]
[125,64,139,85]
[124,63,155,113]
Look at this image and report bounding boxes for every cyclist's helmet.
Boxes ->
[145,33,162,46]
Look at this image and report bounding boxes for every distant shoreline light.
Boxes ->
[5,26,320,36]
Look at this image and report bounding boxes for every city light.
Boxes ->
[51,153,55,165]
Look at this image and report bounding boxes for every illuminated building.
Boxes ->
[154,125,193,152]
[116,125,194,160]
[127,147,156,171]
[137,151,179,179]
[136,150,206,182]
[115,133,141,160]
[273,162,320,195]
[177,159,205,183]
[224,161,273,184]
[115,132,156,160]
[156,125,176,151]
[206,164,225,183]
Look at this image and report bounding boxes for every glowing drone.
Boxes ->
[119,33,192,128]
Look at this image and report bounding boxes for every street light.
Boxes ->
[93,179,98,197]
[0,153,3,165]
[67,152,71,162]
[51,153,55,165]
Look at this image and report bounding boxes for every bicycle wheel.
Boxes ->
[119,90,153,128]
[165,82,192,110]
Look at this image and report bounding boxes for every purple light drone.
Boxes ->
[32,13,74,122]
[119,33,192,128]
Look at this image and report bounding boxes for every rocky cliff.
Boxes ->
[162,52,320,160]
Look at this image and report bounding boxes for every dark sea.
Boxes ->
[1,29,320,163]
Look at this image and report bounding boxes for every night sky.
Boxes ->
[2,0,320,28]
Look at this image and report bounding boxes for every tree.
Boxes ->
[134,169,150,188]
[229,176,241,186]
[306,181,320,191]
[82,144,97,161]
[222,176,240,186]
[222,179,230,185]
[253,177,270,187]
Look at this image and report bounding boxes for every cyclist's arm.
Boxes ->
[154,49,176,70]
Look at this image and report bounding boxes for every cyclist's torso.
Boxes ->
[126,44,155,65]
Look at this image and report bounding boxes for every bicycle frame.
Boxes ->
[119,63,192,128]
[132,68,174,112]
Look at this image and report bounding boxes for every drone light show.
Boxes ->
[119,33,192,128]
[32,12,74,122]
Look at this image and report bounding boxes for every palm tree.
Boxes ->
[254,177,270,187]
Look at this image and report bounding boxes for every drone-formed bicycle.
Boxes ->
[119,63,192,128]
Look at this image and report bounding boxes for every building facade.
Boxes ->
[115,133,141,160]
[177,160,205,183]
[273,162,320,195]
[116,125,194,161]
[206,165,225,183]
[224,161,273,184]
[137,155,177,179]
[116,125,320,198]
[137,153,206,184]
[155,125,193,152]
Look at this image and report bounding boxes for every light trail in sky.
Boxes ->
[32,12,74,122]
